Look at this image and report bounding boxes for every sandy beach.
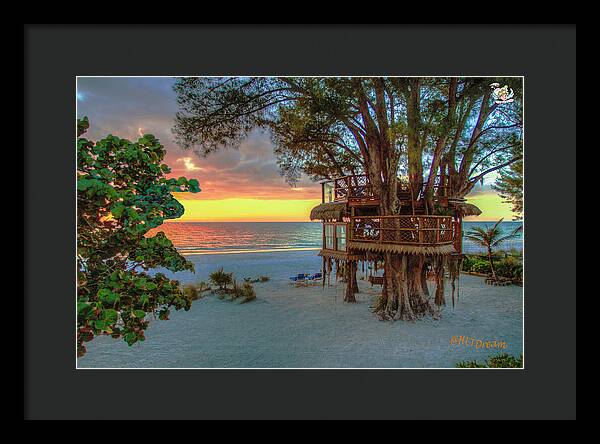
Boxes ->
[78,250,523,368]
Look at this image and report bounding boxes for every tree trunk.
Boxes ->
[344,260,358,302]
[377,253,437,320]
[369,161,439,320]
[433,257,446,306]
[487,248,497,280]
[420,260,430,296]
[352,261,359,294]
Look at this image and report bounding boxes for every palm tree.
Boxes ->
[464,219,523,280]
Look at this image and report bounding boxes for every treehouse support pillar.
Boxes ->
[344,260,358,303]
[433,256,446,306]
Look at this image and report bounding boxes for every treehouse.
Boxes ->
[310,174,481,288]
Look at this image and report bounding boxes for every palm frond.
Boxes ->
[465,227,489,237]
[492,226,523,247]
[463,234,489,247]
[492,218,504,231]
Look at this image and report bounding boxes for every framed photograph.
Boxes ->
[24,24,576,420]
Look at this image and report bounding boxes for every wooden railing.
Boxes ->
[350,215,455,245]
[332,175,376,201]
[324,174,450,204]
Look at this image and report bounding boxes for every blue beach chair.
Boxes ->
[309,272,323,285]
[289,273,307,286]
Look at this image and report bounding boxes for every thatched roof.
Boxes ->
[450,202,482,217]
[310,202,347,221]
[318,249,362,261]
[348,241,456,256]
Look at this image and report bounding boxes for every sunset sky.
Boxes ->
[76,77,516,222]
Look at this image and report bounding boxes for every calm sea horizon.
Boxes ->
[147,220,523,255]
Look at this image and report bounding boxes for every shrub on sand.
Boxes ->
[230,279,241,300]
[495,256,523,281]
[196,281,211,293]
[243,275,270,284]
[461,256,476,272]
[207,271,257,303]
[209,268,233,291]
[183,284,199,301]
[239,282,256,304]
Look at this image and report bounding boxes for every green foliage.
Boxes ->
[455,360,487,368]
[77,117,200,357]
[495,256,523,281]
[471,260,492,274]
[229,279,241,300]
[209,268,233,291]
[462,253,522,280]
[492,144,523,219]
[461,255,477,272]
[183,284,199,301]
[456,353,523,368]
[464,219,522,279]
[172,77,522,191]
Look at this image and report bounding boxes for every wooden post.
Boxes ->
[321,182,325,204]
[456,217,462,254]
[334,223,338,251]
[418,217,423,244]
[349,207,355,241]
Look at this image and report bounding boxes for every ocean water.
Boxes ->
[148,220,523,255]
[462,220,523,254]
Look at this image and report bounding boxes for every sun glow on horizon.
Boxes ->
[169,192,516,223]
[465,192,516,221]
[172,196,322,222]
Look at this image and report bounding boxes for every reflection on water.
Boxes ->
[146,222,323,253]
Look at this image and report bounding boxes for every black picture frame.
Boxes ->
[24,24,576,420]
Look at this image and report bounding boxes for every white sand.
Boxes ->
[78,250,523,368]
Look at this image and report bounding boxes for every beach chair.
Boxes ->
[368,275,384,287]
[309,272,323,285]
[289,273,307,286]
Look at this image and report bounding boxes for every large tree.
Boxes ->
[172,77,522,320]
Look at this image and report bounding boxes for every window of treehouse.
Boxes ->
[336,225,347,251]
[325,224,335,250]
[324,183,334,203]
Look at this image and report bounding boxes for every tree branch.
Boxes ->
[469,155,522,183]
